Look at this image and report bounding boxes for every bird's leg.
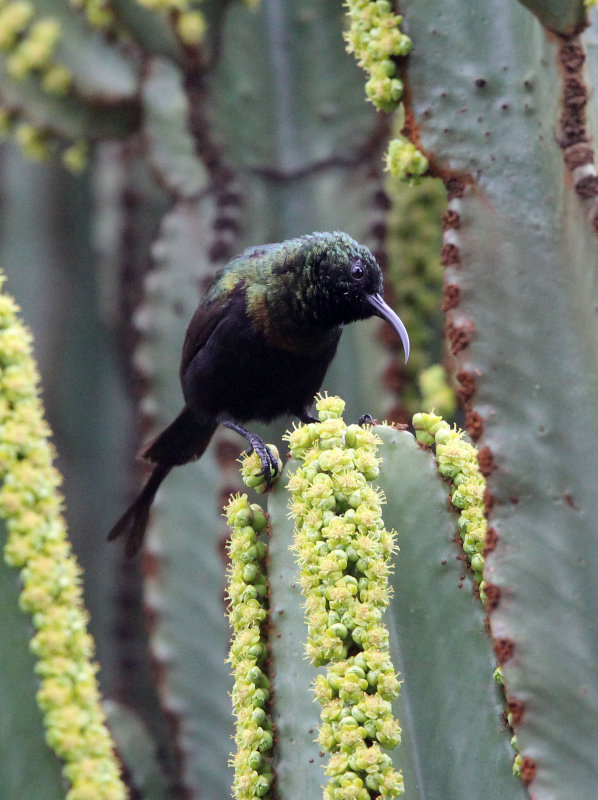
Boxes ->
[358,413,375,426]
[222,420,280,481]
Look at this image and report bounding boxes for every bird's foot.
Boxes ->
[245,437,280,482]
[223,421,281,490]
[358,413,376,427]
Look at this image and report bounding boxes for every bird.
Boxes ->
[108,231,410,556]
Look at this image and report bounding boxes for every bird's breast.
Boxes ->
[181,302,342,423]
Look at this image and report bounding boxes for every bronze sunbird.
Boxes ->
[109,231,410,556]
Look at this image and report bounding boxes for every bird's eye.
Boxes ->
[351,260,365,281]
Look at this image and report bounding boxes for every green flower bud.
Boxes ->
[257,728,273,752]
[251,707,267,726]
[247,749,263,770]
[250,504,268,532]
[242,563,260,584]
[252,687,269,708]
[470,553,484,573]
[329,622,348,640]
[385,137,429,183]
[233,505,254,527]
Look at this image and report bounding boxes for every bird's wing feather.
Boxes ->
[179,297,233,378]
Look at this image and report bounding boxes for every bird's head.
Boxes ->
[307,232,410,362]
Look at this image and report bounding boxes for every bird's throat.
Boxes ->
[245,286,340,355]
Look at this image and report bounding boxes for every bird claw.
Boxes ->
[245,438,280,485]
[223,420,280,489]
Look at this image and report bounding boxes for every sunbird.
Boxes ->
[109,231,410,556]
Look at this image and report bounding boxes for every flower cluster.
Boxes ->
[70,0,115,30]
[343,0,411,113]
[0,6,73,89]
[385,137,429,184]
[225,493,274,800]
[175,10,207,45]
[492,667,520,775]
[412,411,488,596]
[0,274,126,800]
[0,1,94,171]
[286,395,403,800]
[131,0,207,47]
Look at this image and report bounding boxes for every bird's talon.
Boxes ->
[249,439,280,486]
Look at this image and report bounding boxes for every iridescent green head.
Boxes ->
[298,231,410,362]
[225,231,410,362]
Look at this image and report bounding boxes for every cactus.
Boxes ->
[1,0,598,799]
[398,1,598,795]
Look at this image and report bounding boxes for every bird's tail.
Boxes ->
[108,462,172,557]
[108,408,217,557]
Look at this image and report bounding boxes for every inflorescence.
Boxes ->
[0,273,126,800]
[412,411,488,597]
[0,0,92,172]
[343,0,428,183]
[285,395,403,800]
[343,0,410,113]
[225,493,274,800]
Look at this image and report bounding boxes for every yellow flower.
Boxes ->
[0,273,125,799]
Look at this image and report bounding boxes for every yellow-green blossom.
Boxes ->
[176,9,207,44]
[15,123,51,161]
[69,0,115,29]
[225,493,273,800]
[385,138,429,184]
[418,363,456,419]
[412,411,488,593]
[43,63,73,94]
[0,1,34,50]
[0,275,126,799]
[286,395,403,798]
[62,140,88,175]
[344,0,411,112]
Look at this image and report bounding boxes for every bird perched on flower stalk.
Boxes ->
[109,231,410,556]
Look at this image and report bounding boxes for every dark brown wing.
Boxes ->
[179,297,232,379]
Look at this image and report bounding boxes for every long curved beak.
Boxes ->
[367,293,410,363]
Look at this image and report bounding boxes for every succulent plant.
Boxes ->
[1,0,598,799]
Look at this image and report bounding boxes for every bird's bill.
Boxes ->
[367,293,410,363]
